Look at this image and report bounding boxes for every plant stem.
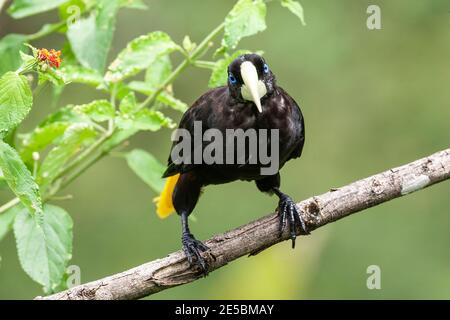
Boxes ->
[16,61,38,75]
[59,150,107,191]
[53,130,113,183]
[192,60,217,69]
[0,198,20,215]
[138,22,224,110]
[26,21,67,42]
[110,83,118,108]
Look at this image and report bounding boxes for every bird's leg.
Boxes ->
[181,211,209,274]
[273,188,309,248]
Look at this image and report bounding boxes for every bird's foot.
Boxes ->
[182,232,209,275]
[277,194,309,248]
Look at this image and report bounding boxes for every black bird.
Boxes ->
[155,53,307,272]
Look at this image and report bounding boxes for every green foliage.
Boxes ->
[105,32,180,83]
[116,91,175,131]
[0,0,305,294]
[116,109,174,131]
[119,92,138,114]
[0,34,28,75]
[217,0,266,55]
[0,206,20,241]
[59,65,103,87]
[67,0,120,72]
[13,204,73,293]
[38,123,97,187]
[0,141,43,217]
[145,55,172,89]
[73,100,115,122]
[37,105,86,127]
[281,0,306,26]
[119,0,148,10]
[0,72,33,135]
[0,174,7,188]
[20,122,69,165]
[8,0,71,19]
[125,149,166,193]
[38,67,66,86]
[127,81,188,112]
[156,92,188,112]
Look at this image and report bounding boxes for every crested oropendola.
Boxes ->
[154,53,307,273]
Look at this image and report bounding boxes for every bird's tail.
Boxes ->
[153,173,180,219]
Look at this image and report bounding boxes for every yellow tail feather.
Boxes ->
[153,173,180,219]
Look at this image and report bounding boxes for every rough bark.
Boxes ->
[37,148,450,300]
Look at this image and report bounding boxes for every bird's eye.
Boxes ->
[228,73,237,84]
[263,63,269,74]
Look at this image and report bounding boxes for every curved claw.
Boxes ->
[182,233,210,275]
[277,194,309,248]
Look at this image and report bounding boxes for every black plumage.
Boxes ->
[162,53,307,272]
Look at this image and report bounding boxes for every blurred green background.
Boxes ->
[1,0,449,299]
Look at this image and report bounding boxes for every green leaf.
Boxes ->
[208,50,252,88]
[111,82,131,100]
[19,50,35,65]
[14,204,73,292]
[125,149,165,193]
[0,205,21,242]
[0,169,7,188]
[116,109,174,131]
[105,31,179,83]
[119,92,137,115]
[127,81,152,95]
[8,0,71,19]
[67,0,120,72]
[59,43,103,87]
[38,123,97,187]
[102,127,137,152]
[156,92,188,113]
[182,35,196,54]
[27,22,65,40]
[0,72,33,134]
[60,41,78,65]
[280,0,306,26]
[120,0,148,10]
[0,141,42,216]
[218,0,267,54]
[0,34,27,75]
[144,54,172,89]
[59,64,103,87]
[128,81,187,112]
[38,68,65,87]
[20,122,70,164]
[37,106,88,129]
[73,100,115,122]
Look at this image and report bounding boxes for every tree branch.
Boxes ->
[37,148,450,300]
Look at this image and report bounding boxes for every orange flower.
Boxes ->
[37,48,62,68]
[37,48,50,61]
[48,49,62,68]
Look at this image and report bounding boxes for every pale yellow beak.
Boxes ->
[240,61,267,113]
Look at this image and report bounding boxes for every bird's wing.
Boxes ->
[162,87,226,177]
[279,87,305,161]
[289,105,305,159]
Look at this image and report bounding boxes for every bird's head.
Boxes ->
[227,53,276,112]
